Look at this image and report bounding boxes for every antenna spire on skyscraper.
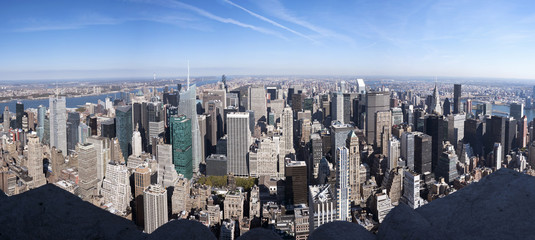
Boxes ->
[187,60,190,91]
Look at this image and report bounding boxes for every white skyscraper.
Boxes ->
[143,184,168,234]
[49,95,67,156]
[356,79,366,94]
[132,128,142,157]
[78,143,99,199]
[336,147,351,221]
[400,132,415,171]
[281,107,295,156]
[401,169,424,209]
[227,112,251,176]
[494,143,503,170]
[332,92,344,124]
[101,162,132,215]
[388,138,400,171]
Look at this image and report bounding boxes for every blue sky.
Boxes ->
[1,0,534,81]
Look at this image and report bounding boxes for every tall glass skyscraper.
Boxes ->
[36,105,46,141]
[49,96,67,156]
[116,105,132,162]
[178,84,202,174]
[170,115,192,179]
[16,102,24,129]
[67,112,80,154]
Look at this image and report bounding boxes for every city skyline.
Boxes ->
[2,0,535,81]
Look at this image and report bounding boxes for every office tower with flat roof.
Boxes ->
[425,114,446,172]
[134,166,151,227]
[285,160,308,205]
[227,112,251,176]
[3,106,9,131]
[453,84,462,114]
[401,132,415,171]
[356,79,366,94]
[86,136,111,185]
[414,133,432,174]
[16,102,23,129]
[248,85,267,123]
[36,105,46,141]
[510,103,523,120]
[366,91,390,145]
[27,135,46,188]
[281,107,294,155]
[493,143,503,170]
[67,112,80,154]
[335,147,351,221]
[101,162,131,215]
[170,115,193,179]
[488,116,506,159]
[143,184,168,234]
[157,144,179,188]
[332,92,344,124]
[437,142,459,183]
[447,113,465,147]
[78,143,98,199]
[401,169,423,209]
[49,96,67,156]
[388,137,400,171]
[519,116,528,148]
[116,105,132,162]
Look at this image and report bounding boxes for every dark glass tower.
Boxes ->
[116,106,132,162]
[453,84,462,114]
[425,115,446,173]
[414,133,432,174]
[67,112,80,154]
[16,102,24,129]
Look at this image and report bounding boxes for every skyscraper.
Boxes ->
[134,166,151,227]
[27,135,46,188]
[414,133,432,174]
[101,162,131,215]
[401,170,423,209]
[388,137,400,171]
[178,84,202,174]
[3,106,9,131]
[116,105,132,162]
[346,131,360,204]
[428,83,442,115]
[453,84,462,114]
[331,122,353,164]
[227,112,251,176]
[436,142,459,183]
[248,85,267,123]
[335,147,351,221]
[332,92,344,124]
[281,107,295,157]
[78,143,98,199]
[170,115,193,179]
[285,160,308,205]
[16,102,23,129]
[132,126,142,157]
[143,184,168,234]
[375,110,392,156]
[366,91,390,145]
[510,103,524,120]
[493,143,503,170]
[400,132,415,171]
[67,112,80,154]
[425,115,446,172]
[49,96,67,156]
[36,105,46,141]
